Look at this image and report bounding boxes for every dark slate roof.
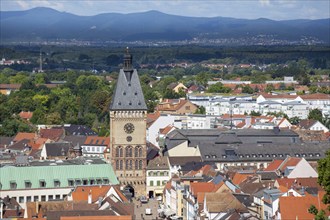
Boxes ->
[109,68,147,110]
[63,135,87,147]
[7,139,31,151]
[165,128,329,163]
[0,136,13,148]
[45,142,73,157]
[63,124,97,136]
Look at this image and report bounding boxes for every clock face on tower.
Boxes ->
[124,123,135,134]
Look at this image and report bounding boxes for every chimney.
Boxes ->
[88,190,92,204]
[36,201,39,216]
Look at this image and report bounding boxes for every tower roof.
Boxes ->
[109,50,147,111]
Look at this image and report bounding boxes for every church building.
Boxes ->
[107,49,148,197]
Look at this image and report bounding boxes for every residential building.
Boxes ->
[156,99,198,114]
[298,119,329,133]
[146,156,171,198]
[81,136,109,158]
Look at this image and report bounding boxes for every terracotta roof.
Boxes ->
[156,99,195,112]
[264,160,283,171]
[232,173,251,185]
[0,84,21,89]
[280,157,301,171]
[159,124,176,135]
[71,185,111,202]
[40,128,64,141]
[146,111,161,126]
[13,132,35,142]
[190,182,217,197]
[28,137,48,150]
[19,111,33,120]
[276,177,322,190]
[301,93,330,100]
[279,191,329,220]
[84,136,109,145]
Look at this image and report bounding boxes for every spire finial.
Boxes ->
[126,47,129,54]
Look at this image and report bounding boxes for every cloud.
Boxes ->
[16,0,29,9]
[259,0,271,6]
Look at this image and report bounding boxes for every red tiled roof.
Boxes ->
[301,93,330,100]
[232,173,251,185]
[0,84,21,89]
[279,191,329,220]
[71,185,112,202]
[280,157,301,171]
[40,128,64,141]
[84,136,109,145]
[190,182,217,197]
[19,111,33,120]
[264,160,283,171]
[14,132,35,142]
[276,177,322,190]
[159,125,175,135]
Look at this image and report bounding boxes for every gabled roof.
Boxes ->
[232,173,251,185]
[298,119,318,129]
[71,185,112,202]
[45,142,72,157]
[109,68,147,110]
[159,124,176,135]
[204,192,247,213]
[13,132,35,142]
[275,177,322,190]
[19,111,33,120]
[279,157,301,171]
[84,136,109,146]
[279,192,329,220]
[40,128,64,141]
[264,159,283,171]
[64,124,97,136]
[190,182,218,197]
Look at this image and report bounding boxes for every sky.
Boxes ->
[1,0,329,20]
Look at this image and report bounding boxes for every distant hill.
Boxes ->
[1,7,329,44]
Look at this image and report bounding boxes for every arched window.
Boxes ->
[116,146,123,157]
[120,160,123,169]
[116,160,119,169]
[135,147,139,157]
[139,147,143,157]
[135,160,138,169]
[126,160,129,169]
[126,146,132,157]
[130,160,133,170]
[139,160,143,170]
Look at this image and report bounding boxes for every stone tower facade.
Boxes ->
[108,49,147,197]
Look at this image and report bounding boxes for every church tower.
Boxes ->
[108,48,147,197]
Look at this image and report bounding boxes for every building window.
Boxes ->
[68,179,74,186]
[96,178,102,185]
[103,178,109,184]
[41,195,46,201]
[135,160,138,169]
[135,147,139,157]
[160,172,164,176]
[10,181,17,189]
[120,160,123,169]
[139,160,143,170]
[75,179,82,186]
[116,146,123,157]
[26,196,32,202]
[49,195,53,201]
[90,179,95,185]
[34,196,39,202]
[150,181,154,186]
[162,181,166,185]
[116,160,120,169]
[39,180,46,188]
[185,106,190,110]
[157,181,160,186]
[54,180,60,187]
[19,196,24,203]
[56,195,61,200]
[82,179,88,185]
[125,146,132,157]
[25,180,32,188]
[139,146,143,157]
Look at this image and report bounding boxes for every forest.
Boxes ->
[0,45,329,136]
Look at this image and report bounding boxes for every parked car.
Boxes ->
[145,208,152,215]
[140,196,149,203]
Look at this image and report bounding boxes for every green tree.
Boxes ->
[207,82,232,93]
[242,85,254,94]
[308,109,323,122]
[195,106,206,114]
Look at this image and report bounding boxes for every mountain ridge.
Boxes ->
[1,7,329,44]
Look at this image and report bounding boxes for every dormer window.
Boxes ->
[205,155,210,159]
[25,180,32,188]
[316,153,320,157]
[39,180,46,188]
[272,154,277,157]
[222,155,226,159]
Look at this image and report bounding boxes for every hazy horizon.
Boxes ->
[1,0,330,21]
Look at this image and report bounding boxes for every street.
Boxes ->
[133,197,161,220]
